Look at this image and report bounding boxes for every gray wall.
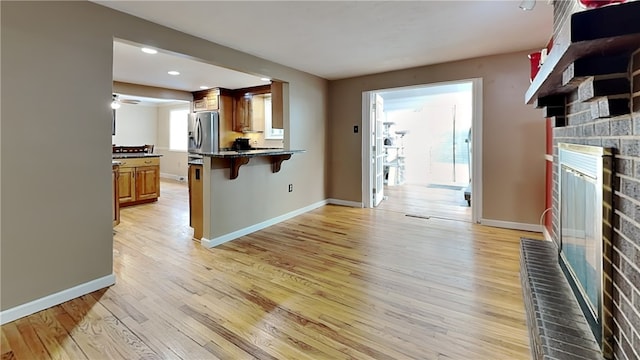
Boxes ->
[328,51,546,225]
[1,1,328,311]
[2,1,115,311]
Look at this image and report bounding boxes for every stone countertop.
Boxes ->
[194,149,305,159]
[191,149,304,179]
[112,153,163,159]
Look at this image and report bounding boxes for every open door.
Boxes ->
[373,94,385,207]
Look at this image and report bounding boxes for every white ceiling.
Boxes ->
[100,1,553,97]
[113,40,270,93]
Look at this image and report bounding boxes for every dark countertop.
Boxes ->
[194,149,305,159]
[112,153,162,159]
[188,159,204,165]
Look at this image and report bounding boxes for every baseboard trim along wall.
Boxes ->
[480,219,543,233]
[201,200,329,248]
[327,199,363,208]
[0,274,116,325]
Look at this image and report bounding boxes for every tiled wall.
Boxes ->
[552,48,640,360]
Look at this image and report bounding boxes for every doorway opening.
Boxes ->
[361,79,482,223]
[111,38,277,243]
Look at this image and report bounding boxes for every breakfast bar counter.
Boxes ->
[193,149,305,179]
[112,153,162,159]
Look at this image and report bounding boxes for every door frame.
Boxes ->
[361,92,374,208]
[361,78,483,224]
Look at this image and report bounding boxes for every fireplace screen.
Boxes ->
[558,143,613,350]
[560,164,600,316]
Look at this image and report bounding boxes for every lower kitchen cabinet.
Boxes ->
[188,163,203,240]
[117,166,135,203]
[136,166,160,201]
[117,157,160,206]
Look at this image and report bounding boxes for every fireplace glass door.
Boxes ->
[560,166,600,318]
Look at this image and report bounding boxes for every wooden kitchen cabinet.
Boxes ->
[117,157,160,206]
[188,163,203,240]
[271,81,284,129]
[231,84,271,133]
[233,94,253,132]
[192,88,220,112]
[117,167,135,203]
[112,163,120,226]
[136,166,160,201]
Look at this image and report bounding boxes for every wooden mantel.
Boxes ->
[526,0,640,104]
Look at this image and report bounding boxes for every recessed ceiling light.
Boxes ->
[260,77,271,81]
[141,47,158,54]
[200,86,209,89]
[168,70,180,76]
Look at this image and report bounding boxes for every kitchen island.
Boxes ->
[188,148,305,247]
[112,153,162,206]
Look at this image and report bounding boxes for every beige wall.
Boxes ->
[1,1,116,310]
[328,51,546,225]
[1,1,327,312]
[112,103,159,146]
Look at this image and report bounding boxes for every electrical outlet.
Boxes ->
[288,184,293,192]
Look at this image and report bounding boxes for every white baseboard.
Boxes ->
[543,226,554,242]
[160,173,186,182]
[0,274,116,325]
[480,219,543,233]
[328,198,363,208]
[201,200,329,248]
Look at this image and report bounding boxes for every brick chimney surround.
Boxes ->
[522,1,640,360]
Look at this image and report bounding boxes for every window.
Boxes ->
[263,96,284,140]
[169,109,189,151]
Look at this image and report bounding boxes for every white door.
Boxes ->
[373,94,385,206]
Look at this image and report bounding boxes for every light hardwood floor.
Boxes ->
[1,180,541,359]
[377,183,472,223]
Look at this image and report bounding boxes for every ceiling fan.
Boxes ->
[111,94,141,109]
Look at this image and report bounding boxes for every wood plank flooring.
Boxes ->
[377,183,471,223]
[1,180,542,359]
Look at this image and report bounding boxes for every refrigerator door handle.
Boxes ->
[195,117,202,149]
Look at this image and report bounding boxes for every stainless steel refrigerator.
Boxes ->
[188,111,219,154]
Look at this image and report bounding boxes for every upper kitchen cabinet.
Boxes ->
[233,94,253,132]
[192,88,234,113]
[231,82,286,133]
[270,81,284,129]
[232,84,271,133]
[192,88,220,111]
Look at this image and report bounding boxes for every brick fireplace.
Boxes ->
[524,1,640,359]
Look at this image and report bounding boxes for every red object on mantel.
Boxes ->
[529,51,542,82]
[579,0,626,8]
